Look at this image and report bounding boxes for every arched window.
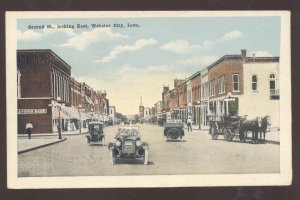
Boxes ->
[269,74,276,95]
[252,74,258,91]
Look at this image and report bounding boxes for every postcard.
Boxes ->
[6,11,291,188]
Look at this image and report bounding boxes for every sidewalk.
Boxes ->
[18,128,88,154]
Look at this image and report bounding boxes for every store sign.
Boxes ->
[18,109,47,115]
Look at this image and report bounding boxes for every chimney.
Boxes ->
[241,49,247,58]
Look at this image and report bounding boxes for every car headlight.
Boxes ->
[116,140,121,146]
[136,140,142,147]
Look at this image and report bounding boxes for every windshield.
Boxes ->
[117,126,139,136]
[90,124,102,131]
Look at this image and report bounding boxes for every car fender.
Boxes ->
[108,142,115,150]
[142,142,149,150]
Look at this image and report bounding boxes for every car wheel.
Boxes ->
[109,150,115,165]
[144,149,149,165]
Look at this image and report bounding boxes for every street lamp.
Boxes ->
[56,97,63,139]
[78,104,82,134]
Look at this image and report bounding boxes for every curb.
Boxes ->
[18,132,88,138]
[18,137,67,154]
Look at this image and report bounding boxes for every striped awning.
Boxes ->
[61,106,79,119]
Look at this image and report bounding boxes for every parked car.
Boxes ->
[86,121,105,145]
[164,119,185,141]
[108,126,149,165]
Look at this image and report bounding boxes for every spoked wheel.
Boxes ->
[109,150,115,165]
[223,129,233,142]
[143,149,149,165]
[211,126,218,140]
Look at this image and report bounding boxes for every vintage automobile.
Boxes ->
[164,119,185,141]
[86,121,105,145]
[108,126,149,165]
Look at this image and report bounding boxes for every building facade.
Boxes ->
[17,49,109,134]
[160,49,280,129]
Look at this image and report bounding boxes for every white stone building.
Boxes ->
[239,61,280,129]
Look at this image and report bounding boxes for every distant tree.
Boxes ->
[134,114,139,122]
[115,112,128,122]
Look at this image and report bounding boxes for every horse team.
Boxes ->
[239,115,272,144]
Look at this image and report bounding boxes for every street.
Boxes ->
[18,124,280,177]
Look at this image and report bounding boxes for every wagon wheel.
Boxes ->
[223,129,233,142]
[211,123,219,140]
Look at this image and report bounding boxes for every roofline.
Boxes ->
[17,49,72,70]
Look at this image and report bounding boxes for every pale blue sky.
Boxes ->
[17,17,280,115]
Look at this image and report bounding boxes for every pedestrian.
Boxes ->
[25,122,33,139]
[187,116,193,132]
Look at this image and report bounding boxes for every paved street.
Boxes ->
[18,124,280,177]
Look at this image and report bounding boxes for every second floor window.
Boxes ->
[269,74,276,94]
[252,74,258,91]
[232,74,239,92]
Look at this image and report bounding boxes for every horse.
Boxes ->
[258,115,272,142]
[239,117,260,143]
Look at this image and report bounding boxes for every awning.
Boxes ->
[60,106,80,119]
[85,96,94,105]
[80,112,91,120]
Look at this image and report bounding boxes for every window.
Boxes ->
[252,74,258,91]
[219,75,225,94]
[269,74,276,94]
[232,74,239,91]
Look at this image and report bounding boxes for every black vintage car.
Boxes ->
[164,119,185,141]
[86,122,105,145]
[108,126,149,165]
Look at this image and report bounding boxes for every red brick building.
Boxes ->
[17,49,110,134]
[207,49,245,115]
[17,49,72,134]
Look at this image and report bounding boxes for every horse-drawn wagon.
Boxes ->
[208,115,271,143]
[208,115,247,142]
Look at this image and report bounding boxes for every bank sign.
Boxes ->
[18,109,47,114]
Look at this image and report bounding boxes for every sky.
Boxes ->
[17,16,280,115]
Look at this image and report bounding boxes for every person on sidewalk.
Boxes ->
[25,122,33,139]
[187,116,193,132]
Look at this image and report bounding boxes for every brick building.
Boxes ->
[17,49,72,134]
[160,49,280,129]
[17,49,110,134]
[207,49,245,116]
